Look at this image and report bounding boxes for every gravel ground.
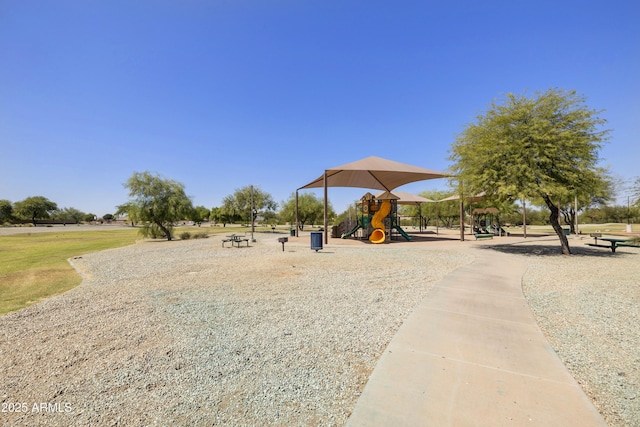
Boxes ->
[1,233,638,426]
[514,242,640,427]
[0,234,471,426]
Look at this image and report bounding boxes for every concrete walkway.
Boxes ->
[347,247,607,426]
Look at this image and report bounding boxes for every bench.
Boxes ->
[474,234,493,240]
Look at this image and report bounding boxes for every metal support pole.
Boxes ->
[250,185,255,242]
[295,190,299,237]
[323,170,328,244]
[459,198,465,241]
[575,195,579,235]
[522,198,527,239]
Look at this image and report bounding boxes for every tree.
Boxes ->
[189,206,210,226]
[51,207,86,224]
[119,171,193,241]
[528,167,614,233]
[0,200,13,224]
[449,89,610,254]
[222,186,277,227]
[115,202,142,226]
[279,193,334,230]
[13,196,58,226]
[632,177,640,207]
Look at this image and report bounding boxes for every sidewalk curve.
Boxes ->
[347,247,607,426]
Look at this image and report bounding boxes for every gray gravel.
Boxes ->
[1,234,638,426]
[516,242,640,427]
[0,236,470,426]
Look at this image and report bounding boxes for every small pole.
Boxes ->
[575,194,579,235]
[522,198,527,239]
[250,185,255,242]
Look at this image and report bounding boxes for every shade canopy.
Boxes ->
[299,156,449,191]
[438,191,486,203]
[375,191,435,205]
[472,207,500,215]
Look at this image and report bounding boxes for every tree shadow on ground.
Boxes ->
[479,241,637,259]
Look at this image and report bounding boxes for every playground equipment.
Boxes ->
[472,207,509,236]
[370,199,391,243]
[339,191,412,243]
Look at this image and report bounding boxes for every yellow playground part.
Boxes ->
[369,199,391,244]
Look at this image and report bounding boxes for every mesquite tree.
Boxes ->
[119,171,193,241]
[449,89,610,254]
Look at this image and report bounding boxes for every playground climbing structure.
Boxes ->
[338,191,412,243]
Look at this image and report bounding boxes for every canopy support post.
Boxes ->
[324,170,328,244]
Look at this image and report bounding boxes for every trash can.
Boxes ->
[310,231,323,251]
[290,229,296,237]
[563,228,570,236]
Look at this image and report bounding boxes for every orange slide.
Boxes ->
[369,200,391,244]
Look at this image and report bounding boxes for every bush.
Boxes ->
[180,232,192,240]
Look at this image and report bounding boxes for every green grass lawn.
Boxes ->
[0,224,293,315]
[0,229,142,315]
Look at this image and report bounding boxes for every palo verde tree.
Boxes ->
[13,196,58,226]
[279,192,334,230]
[119,171,193,241]
[449,89,610,255]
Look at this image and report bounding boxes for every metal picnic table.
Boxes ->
[222,234,250,248]
[586,237,637,253]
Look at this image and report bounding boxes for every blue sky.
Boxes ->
[1,0,638,216]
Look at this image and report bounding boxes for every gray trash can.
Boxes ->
[310,231,323,251]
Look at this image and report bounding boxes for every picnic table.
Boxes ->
[222,234,250,248]
[586,237,638,253]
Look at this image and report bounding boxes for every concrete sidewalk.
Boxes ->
[347,248,607,426]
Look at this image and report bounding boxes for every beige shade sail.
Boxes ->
[438,191,486,203]
[298,156,449,191]
[296,156,448,243]
[376,191,435,205]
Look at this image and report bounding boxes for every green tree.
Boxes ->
[222,185,277,228]
[52,207,86,224]
[0,199,14,224]
[449,89,610,254]
[115,202,141,226]
[190,206,210,226]
[631,176,640,206]
[527,167,614,233]
[119,171,193,241]
[13,196,58,226]
[279,193,334,230]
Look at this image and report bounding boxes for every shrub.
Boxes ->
[193,232,209,239]
[180,232,192,240]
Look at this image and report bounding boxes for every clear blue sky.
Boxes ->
[1,1,638,216]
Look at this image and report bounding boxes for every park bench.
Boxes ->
[474,234,493,240]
